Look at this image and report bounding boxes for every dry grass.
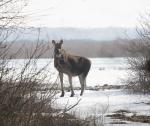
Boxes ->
[107,109,150,123]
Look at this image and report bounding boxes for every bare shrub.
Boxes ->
[0,38,90,126]
[0,39,57,126]
[126,15,150,94]
[0,1,84,125]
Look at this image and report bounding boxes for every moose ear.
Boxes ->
[60,39,63,44]
[52,40,56,45]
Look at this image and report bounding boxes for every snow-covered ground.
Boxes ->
[53,57,130,86]
[7,58,150,125]
[7,57,130,86]
[55,89,150,126]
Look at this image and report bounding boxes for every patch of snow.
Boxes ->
[54,89,150,125]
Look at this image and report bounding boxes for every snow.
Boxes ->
[39,57,129,86]
[55,89,150,116]
[7,58,130,86]
[6,58,150,125]
[58,58,130,86]
[55,89,150,126]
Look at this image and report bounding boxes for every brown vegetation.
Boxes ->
[126,16,150,94]
[107,109,150,123]
[0,1,89,125]
[3,39,138,59]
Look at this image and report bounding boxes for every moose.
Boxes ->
[52,40,91,97]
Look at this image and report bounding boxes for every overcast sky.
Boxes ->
[23,0,150,28]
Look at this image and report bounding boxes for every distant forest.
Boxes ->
[3,39,139,59]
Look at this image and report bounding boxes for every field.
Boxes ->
[8,58,150,125]
[1,0,150,125]
[55,89,150,126]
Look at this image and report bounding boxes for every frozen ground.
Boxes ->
[50,58,130,87]
[7,58,130,86]
[55,89,150,126]
[7,58,150,125]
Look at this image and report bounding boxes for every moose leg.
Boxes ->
[79,74,86,96]
[59,72,64,97]
[68,75,75,97]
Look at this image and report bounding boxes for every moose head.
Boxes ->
[52,39,63,56]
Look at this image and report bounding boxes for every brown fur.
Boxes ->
[52,40,91,97]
